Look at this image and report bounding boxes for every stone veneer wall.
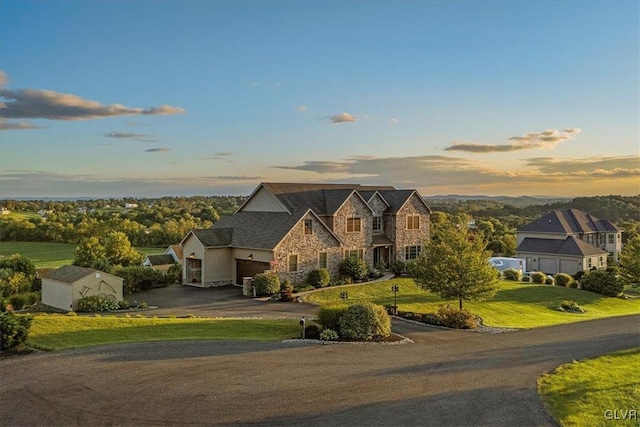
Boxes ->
[394,194,431,261]
[332,194,374,267]
[368,193,389,236]
[272,212,342,283]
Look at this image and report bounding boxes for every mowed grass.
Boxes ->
[304,278,640,328]
[2,212,41,220]
[27,315,301,350]
[538,348,640,427]
[0,241,167,269]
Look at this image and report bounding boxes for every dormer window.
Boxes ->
[347,217,362,233]
[304,219,313,235]
[407,214,420,230]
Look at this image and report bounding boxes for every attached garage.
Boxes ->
[538,258,557,274]
[559,259,580,276]
[235,259,271,285]
[517,236,608,276]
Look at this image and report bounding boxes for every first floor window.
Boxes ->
[599,256,605,267]
[288,254,298,272]
[405,245,421,261]
[587,257,592,269]
[344,249,364,259]
[318,252,328,269]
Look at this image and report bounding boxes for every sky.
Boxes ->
[1,1,638,198]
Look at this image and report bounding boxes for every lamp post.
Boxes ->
[340,291,348,303]
[391,284,399,314]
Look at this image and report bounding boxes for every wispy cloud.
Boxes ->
[0,70,7,86]
[203,152,233,160]
[0,118,44,130]
[445,128,581,153]
[204,175,260,181]
[0,73,185,121]
[105,131,156,142]
[297,105,307,112]
[389,117,399,124]
[325,112,356,124]
[525,155,640,176]
[145,147,170,152]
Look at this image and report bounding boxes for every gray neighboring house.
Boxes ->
[516,209,622,275]
[180,182,432,286]
[42,265,124,311]
[141,245,183,272]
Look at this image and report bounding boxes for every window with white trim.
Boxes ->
[288,254,298,272]
[406,215,420,230]
[346,217,362,233]
[344,249,364,259]
[405,245,421,261]
[372,216,382,232]
[318,252,328,269]
[608,234,614,244]
[304,219,313,235]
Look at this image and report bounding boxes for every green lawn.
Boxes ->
[27,314,301,350]
[0,242,166,269]
[538,348,640,427]
[304,278,640,328]
[1,212,41,220]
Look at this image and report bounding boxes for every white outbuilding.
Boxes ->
[42,265,124,311]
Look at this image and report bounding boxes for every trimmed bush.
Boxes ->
[391,260,406,276]
[0,312,33,351]
[307,269,331,288]
[580,270,623,297]
[253,273,280,296]
[77,295,120,312]
[503,268,522,281]
[560,300,585,313]
[530,272,546,284]
[338,302,391,340]
[545,276,554,285]
[8,293,33,310]
[118,300,130,310]
[165,264,182,285]
[436,304,478,329]
[554,273,575,287]
[319,328,339,341]
[521,275,531,283]
[280,279,293,292]
[111,266,165,294]
[316,305,348,333]
[339,257,369,281]
[304,324,320,339]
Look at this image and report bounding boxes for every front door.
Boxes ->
[373,247,390,268]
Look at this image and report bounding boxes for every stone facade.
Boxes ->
[332,194,374,266]
[394,194,431,261]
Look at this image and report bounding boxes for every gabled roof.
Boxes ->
[44,265,99,284]
[517,236,607,257]
[183,228,234,248]
[145,254,177,266]
[359,190,391,208]
[167,244,183,260]
[210,208,341,250]
[518,209,621,234]
[378,189,432,214]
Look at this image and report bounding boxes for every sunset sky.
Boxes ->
[1,1,638,198]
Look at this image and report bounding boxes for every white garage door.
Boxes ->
[559,259,580,276]
[539,258,557,274]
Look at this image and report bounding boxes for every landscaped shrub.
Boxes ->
[0,312,33,351]
[293,284,315,293]
[316,305,348,333]
[573,271,585,282]
[560,300,585,313]
[530,272,546,284]
[580,270,623,297]
[111,266,165,294]
[436,304,478,329]
[304,324,320,339]
[165,263,182,285]
[319,328,339,341]
[338,302,391,340]
[77,295,120,312]
[280,279,293,292]
[339,257,369,282]
[307,268,331,288]
[279,279,295,302]
[118,300,130,310]
[554,273,574,287]
[7,292,39,310]
[545,276,554,285]
[503,268,522,281]
[253,273,280,296]
[391,260,406,276]
[521,275,531,283]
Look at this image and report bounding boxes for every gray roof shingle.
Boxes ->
[191,228,233,247]
[517,236,607,257]
[145,254,177,266]
[518,209,621,234]
[45,265,98,284]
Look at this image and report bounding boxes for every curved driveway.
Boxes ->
[1,286,638,426]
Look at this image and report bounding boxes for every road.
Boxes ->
[1,309,638,426]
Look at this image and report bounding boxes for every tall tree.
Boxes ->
[410,215,499,310]
[619,234,640,288]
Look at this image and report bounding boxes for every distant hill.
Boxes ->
[424,195,571,207]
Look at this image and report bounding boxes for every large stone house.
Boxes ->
[180,182,432,286]
[516,209,622,275]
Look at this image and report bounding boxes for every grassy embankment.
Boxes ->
[0,242,164,269]
[304,278,640,328]
[538,348,640,427]
[27,314,301,350]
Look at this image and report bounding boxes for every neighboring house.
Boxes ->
[41,265,123,311]
[516,209,622,275]
[180,182,432,286]
[124,203,138,209]
[166,244,183,263]
[141,245,183,272]
[0,207,10,215]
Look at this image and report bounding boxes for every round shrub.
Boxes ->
[391,260,406,276]
[521,275,531,283]
[316,305,348,333]
[530,272,546,284]
[554,273,574,287]
[545,276,554,285]
[503,268,522,281]
[436,304,478,329]
[339,257,368,281]
[580,270,623,297]
[304,324,320,339]
[307,268,330,288]
[7,292,38,310]
[118,300,130,310]
[319,328,339,341]
[280,279,293,293]
[77,295,120,312]
[560,300,585,313]
[253,273,280,296]
[0,312,33,351]
[338,302,391,340]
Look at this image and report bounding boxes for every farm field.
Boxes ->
[304,278,640,328]
[0,242,165,269]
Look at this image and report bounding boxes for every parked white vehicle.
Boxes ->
[489,257,526,273]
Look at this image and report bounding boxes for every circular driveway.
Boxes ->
[1,285,638,426]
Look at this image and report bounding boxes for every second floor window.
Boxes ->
[608,234,614,244]
[407,215,420,230]
[347,217,361,233]
[372,216,382,232]
[304,219,313,235]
